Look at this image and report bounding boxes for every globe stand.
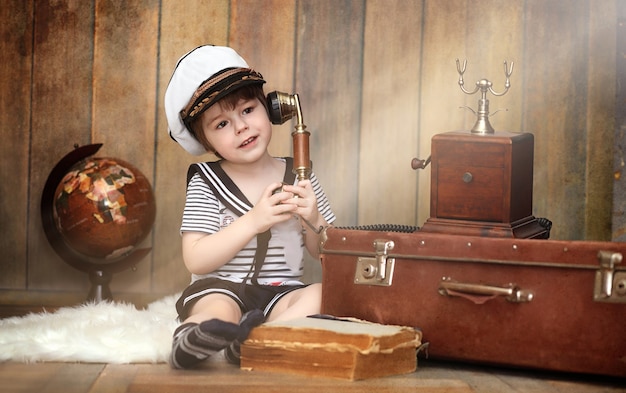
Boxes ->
[88,270,112,302]
[40,144,154,302]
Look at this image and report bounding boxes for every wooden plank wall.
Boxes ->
[614,4,626,242]
[0,0,622,302]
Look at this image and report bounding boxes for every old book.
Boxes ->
[240,316,422,380]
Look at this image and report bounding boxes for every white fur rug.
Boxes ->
[0,294,181,364]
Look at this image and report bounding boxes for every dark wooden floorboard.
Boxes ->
[0,363,105,393]
[0,359,623,393]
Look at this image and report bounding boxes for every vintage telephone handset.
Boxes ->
[266,91,311,182]
[266,91,327,234]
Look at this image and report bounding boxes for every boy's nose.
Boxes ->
[234,117,248,134]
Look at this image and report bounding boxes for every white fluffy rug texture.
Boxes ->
[0,294,181,364]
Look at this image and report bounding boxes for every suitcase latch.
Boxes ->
[354,239,395,286]
[594,251,626,303]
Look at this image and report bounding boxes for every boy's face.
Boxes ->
[198,97,272,163]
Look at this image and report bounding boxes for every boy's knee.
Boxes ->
[297,284,322,312]
[307,283,322,297]
[187,293,241,324]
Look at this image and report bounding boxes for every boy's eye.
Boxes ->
[242,100,258,114]
[216,120,228,129]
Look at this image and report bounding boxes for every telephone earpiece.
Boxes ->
[266,91,311,182]
[267,91,301,125]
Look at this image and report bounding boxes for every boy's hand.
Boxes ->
[248,182,297,233]
[282,181,321,229]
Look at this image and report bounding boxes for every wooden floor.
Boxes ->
[1,358,624,393]
[1,302,624,392]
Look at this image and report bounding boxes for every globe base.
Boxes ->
[88,270,112,302]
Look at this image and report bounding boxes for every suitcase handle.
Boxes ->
[439,277,534,304]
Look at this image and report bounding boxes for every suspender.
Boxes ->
[187,158,297,285]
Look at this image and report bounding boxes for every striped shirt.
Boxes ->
[181,158,335,285]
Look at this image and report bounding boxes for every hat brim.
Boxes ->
[181,68,265,132]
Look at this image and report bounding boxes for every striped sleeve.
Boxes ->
[180,172,221,234]
[309,172,336,225]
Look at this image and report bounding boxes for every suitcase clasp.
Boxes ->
[354,239,395,286]
[594,251,626,303]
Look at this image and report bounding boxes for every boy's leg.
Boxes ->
[224,309,265,365]
[170,319,241,369]
[266,283,322,322]
[170,294,243,369]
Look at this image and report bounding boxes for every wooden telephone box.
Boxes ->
[420,130,547,238]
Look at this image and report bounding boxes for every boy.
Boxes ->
[164,45,336,369]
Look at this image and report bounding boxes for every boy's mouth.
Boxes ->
[240,136,257,148]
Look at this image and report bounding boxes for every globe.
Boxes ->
[52,156,156,261]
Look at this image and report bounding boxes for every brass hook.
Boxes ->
[455,58,514,134]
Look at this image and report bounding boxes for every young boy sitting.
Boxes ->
[164,45,336,369]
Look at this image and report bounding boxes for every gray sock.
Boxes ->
[170,319,241,369]
[224,309,265,365]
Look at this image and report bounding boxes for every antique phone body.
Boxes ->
[266,91,311,182]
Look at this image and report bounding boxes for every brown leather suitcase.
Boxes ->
[320,226,626,377]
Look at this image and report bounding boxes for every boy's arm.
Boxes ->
[182,182,297,275]
[182,215,257,275]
